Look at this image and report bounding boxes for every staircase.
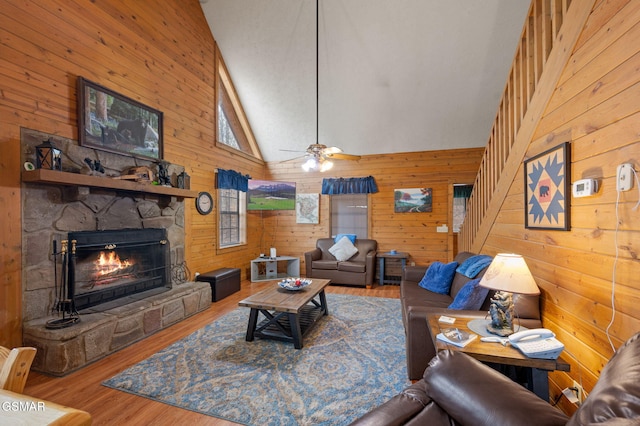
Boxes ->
[458,0,596,252]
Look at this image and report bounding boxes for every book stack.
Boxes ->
[436,328,477,347]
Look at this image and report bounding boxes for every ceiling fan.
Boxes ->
[283,0,361,172]
[298,144,360,172]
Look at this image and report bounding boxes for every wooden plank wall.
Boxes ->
[265,148,484,273]
[0,0,265,348]
[480,0,640,414]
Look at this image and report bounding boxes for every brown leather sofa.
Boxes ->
[402,251,541,380]
[351,332,640,426]
[304,238,377,288]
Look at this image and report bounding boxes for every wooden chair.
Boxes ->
[0,346,37,393]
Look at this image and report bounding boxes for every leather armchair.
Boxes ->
[304,238,377,288]
[351,332,640,426]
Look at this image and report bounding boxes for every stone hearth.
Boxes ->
[24,282,210,376]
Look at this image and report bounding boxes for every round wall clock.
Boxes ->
[196,191,213,215]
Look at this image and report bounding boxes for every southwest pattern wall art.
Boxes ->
[524,142,570,230]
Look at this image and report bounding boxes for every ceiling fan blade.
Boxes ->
[326,152,361,161]
[277,153,308,163]
[322,146,343,155]
[280,148,307,153]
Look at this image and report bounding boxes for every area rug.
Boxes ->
[103,293,409,425]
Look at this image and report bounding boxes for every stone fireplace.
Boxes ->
[20,128,210,376]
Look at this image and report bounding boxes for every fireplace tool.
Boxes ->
[46,239,80,329]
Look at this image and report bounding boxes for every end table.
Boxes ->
[427,312,570,401]
[378,251,409,285]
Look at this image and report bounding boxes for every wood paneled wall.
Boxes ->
[0,0,265,347]
[266,148,484,273]
[478,0,640,414]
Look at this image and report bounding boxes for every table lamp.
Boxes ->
[479,253,540,336]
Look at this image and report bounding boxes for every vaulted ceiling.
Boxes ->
[200,1,531,163]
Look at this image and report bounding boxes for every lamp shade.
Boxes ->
[479,253,540,295]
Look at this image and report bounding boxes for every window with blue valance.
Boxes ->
[321,176,378,195]
[216,168,250,192]
[453,184,473,233]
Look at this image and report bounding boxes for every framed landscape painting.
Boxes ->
[77,77,163,160]
[394,188,432,213]
[247,180,296,211]
[524,142,570,230]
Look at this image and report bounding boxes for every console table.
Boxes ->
[250,256,300,282]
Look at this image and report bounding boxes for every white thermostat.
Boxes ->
[572,179,598,197]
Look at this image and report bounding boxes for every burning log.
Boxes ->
[95,251,133,277]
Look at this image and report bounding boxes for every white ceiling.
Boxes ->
[200,0,531,163]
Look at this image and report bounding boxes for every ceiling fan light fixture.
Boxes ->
[302,157,318,171]
[320,159,333,172]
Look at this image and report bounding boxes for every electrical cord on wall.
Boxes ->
[606,167,640,353]
[271,214,279,253]
[260,209,265,254]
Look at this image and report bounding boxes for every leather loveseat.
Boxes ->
[402,251,541,380]
[304,238,377,288]
[351,332,640,426]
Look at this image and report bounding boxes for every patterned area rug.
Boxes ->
[103,293,409,425]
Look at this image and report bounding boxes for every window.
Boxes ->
[453,184,473,233]
[216,51,262,159]
[219,189,246,247]
[330,194,369,238]
[217,104,240,150]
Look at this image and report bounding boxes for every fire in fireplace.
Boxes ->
[67,228,171,310]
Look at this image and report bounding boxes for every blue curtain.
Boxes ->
[217,169,250,192]
[321,176,378,195]
[454,184,473,198]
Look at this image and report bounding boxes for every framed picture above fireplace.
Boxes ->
[77,77,163,160]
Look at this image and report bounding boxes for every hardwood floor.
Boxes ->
[23,281,400,425]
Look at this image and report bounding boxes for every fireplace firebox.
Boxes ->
[67,228,171,310]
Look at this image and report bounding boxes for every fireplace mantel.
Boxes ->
[22,169,198,199]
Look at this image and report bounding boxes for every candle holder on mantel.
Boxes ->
[36,138,62,170]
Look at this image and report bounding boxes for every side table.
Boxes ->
[427,312,570,401]
[378,251,409,285]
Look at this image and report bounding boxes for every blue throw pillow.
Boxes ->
[418,261,458,295]
[334,234,357,244]
[448,278,490,310]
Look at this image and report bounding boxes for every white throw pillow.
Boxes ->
[329,236,359,261]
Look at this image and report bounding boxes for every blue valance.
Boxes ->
[217,169,250,192]
[321,176,378,195]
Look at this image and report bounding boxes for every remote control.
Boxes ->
[438,315,456,324]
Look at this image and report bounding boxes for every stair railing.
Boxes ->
[459,0,596,252]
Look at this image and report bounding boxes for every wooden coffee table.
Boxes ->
[427,312,570,401]
[238,278,331,349]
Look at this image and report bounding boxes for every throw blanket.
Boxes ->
[456,255,493,278]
